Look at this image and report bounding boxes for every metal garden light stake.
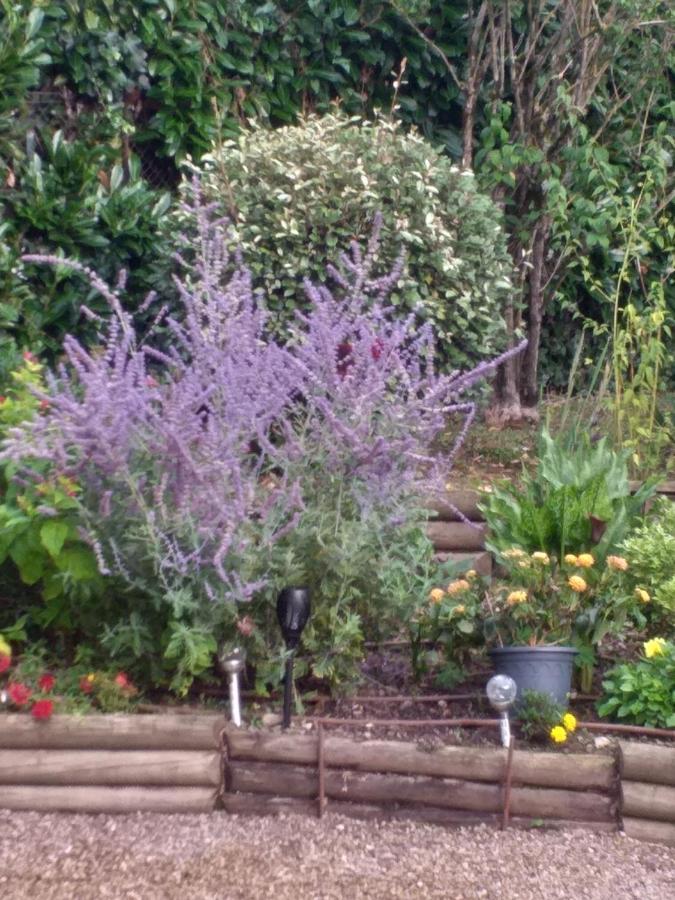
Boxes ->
[486,673,517,747]
[277,587,311,729]
[220,647,246,727]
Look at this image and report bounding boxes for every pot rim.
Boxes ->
[488,645,578,656]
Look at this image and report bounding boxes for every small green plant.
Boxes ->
[480,426,656,560]
[620,498,675,626]
[598,638,675,729]
[518,690,578,744]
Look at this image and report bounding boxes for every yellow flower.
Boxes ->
[0,636,11,658]
[518,560,530,569]
[506,590,528,606]
[503,548,525,559]
[568,575,587,592]
[550,725,568,744]
[607,555,629,572]
[86,673,96,683]
[644,638,667,658]
[576,553,594,568]
[428,588,445,604]
[447,579,470,596]
[564,554,579,565]
[531,551,550,564]
[562,713,577,733]
[454,605,466,614]
[635,588,650,604]
[465,569,477,581]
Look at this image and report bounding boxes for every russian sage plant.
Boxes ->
[2,183,525,693]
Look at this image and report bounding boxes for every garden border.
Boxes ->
[1,714,673,846]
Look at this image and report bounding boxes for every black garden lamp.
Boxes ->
[276,587,311,728]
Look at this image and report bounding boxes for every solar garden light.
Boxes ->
[220,647,246,727]
[486,673,517,747]
[276,587,311,729]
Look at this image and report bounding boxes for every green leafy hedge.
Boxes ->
[195,114,512,370]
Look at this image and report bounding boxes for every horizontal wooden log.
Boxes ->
[0,750,220,786]
[224,792,617,833]
[425,491,483,522]
[426,521,486,552]
[229,761,613,822]
[433,551,492,576]
[619,741,675,787]
[622,816,675,847]
[0,714,224,750]
[226,731,614,791]
[622,780,675,823]
[0,785,218,814]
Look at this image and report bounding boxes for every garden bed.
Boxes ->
[1,713,673,847]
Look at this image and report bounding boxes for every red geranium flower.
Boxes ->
[8,682,32,707]
[31,699,54,720]
[79,675,95,694]
[0,654,10,674]
[38,673,56,693]
[114,672,129,688]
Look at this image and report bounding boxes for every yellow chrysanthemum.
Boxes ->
[0,636,11,658]
[447,579,470,596]
[550,725,568,744]
[635,588,650,604]
[606,555,629,572]
[568,575,587,592]
[465,569,478,581]
[454,605,466,614]
[564,554,578,566]
[576,553,594,568]
[429,588,445,604]
[506,590,528,606]
[531,551,550,564]
[562,713,577,733]
[86,673,96,682]
[644,638,667,658]
[503,548,526,559]
[518,560,530,569]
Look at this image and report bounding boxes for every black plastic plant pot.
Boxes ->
[276,587,311,650]
[489,645,577,707]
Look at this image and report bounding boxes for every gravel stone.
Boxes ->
[1,811,673,899]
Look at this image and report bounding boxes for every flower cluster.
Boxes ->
[549,712,577,744]
[1,638,56,720]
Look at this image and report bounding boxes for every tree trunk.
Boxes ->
[519,217,550,411]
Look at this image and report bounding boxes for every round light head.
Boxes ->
[486,673,517,712]
[219,646,246,676]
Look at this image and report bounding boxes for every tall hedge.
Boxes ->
[195,114,512,370]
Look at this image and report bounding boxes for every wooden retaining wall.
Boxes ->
[0,713,223,813]
[223,730,618,834]
[619,741,675,847]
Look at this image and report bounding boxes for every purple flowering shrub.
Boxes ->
[3,185,525,693]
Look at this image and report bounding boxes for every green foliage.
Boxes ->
[598,640,675,729]
[517,690,565,742]
[0,356,103,627]
[480,427,657,560]
[621,499,675,625]
[196,113,513,371]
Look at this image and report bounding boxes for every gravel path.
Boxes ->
[1,812,674,900]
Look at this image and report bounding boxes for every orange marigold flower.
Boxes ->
[507,590,528,606]
[564,554,579,565]
[606,555,629,572]
[446,579,470,595]
[635,588,650,604]
[568,575,587,592]
[576,553,594,568]
[428,588,445,604]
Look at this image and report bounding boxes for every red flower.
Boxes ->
[79,675,95,694]
[8,682,32,707]
[39,399,50,411]
[0,654,10,674]
[0,395,6,406]
[114,672,129,688]
[22,350,36,363]
[371,338,385,361]
[31,699,54,720]
[336,341,353,379]
[38,673,56,693]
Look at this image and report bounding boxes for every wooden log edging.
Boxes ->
[618,741,675,846]
[222,729,618,835]
[0,713,224,814]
